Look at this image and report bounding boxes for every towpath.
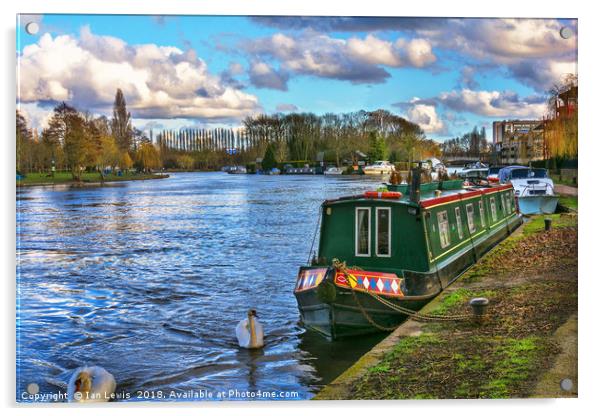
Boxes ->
[315,209,578,400]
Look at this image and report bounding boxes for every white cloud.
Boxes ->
[18,28,261,123]
[404,100,446,134]
[244,32,437,87]
[417,18,577,90]
[248,61,289,91]
[437,89,548,118]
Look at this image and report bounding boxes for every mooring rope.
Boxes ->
[307,204,323,265]
[332,259,472,327]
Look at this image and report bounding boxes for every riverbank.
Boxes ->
[315,199,577,400]
[16,172,169,187]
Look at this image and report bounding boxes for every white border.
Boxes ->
[4,2,602,416]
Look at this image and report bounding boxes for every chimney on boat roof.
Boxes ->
[410,161,422,204]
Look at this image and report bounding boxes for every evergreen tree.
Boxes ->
[261,143,277,171]
[111,89,133,152]
[368,131,388,162]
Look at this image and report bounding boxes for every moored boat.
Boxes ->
[226,165,247,174]
[324,166,344,175]
[294,165,522,339]
[498,166,559,214]
[363,161,396,176]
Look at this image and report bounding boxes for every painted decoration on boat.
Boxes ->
[295,268,327,292]
[335,270,404,298]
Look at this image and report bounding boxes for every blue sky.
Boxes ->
[17,14,577,141]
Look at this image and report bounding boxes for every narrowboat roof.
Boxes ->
[323,182,514,209]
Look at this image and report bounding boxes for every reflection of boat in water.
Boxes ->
[294,164,522,339]
[499,166,559,214]
[297,328,387,389]
[324,167,344,176]
[363,161,395,176]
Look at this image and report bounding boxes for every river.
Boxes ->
[16,172,388,402]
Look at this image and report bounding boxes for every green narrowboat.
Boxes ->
[294,171,522,339]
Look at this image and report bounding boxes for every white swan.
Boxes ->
[67,366,116,403]
[236,309,264,349]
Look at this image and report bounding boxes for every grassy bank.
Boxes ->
[16,171,169,187]
[317,207,578,399]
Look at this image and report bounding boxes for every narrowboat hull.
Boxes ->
[295,214,522,339]
[517,195,559,215]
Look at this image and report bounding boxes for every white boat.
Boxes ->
[227,165,247,174]
[499,166,559,214]
[324,166,344,175]
[363,161,395,176]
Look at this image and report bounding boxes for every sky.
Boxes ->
[16,14,578,142]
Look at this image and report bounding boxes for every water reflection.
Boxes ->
[17,172,387,401]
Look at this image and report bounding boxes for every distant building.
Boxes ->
[492,120,544,165]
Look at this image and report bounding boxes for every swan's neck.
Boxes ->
[248,316,257,347]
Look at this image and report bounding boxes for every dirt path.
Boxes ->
[555,184,578,196]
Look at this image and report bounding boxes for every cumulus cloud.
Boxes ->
[252,17,577,91]
[402,99,447,134]
[18,27,261,122]
[243,32,436,87]
[248,61,289,91]
[437,89,547,118]
[416,18,577,90]
[394,88,548,131]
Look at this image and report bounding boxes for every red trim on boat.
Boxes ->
[364,191,402,199]
[482,184,513,194]
[419,184,513,208]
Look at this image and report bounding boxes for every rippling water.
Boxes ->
[16,172,388,402]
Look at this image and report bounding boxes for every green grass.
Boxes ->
[430,288,495,315]
[17,171,166,186]
[550,174,577,187]
[558,195,578,211]
[483,336,543,398]
[522,213,577,235]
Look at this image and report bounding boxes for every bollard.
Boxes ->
[544,217,552,231]
[469,297,490,324]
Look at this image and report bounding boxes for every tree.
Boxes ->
[98,135,120,172]
[16,110,33,173]
[120,152,133,171]
[62,111,90,180]
[111,89,133,152]
[135,142,160,172]
[367,132,388,161]
[261,143,277,171]
[177,154,195,170]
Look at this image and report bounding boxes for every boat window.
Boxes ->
[490,197,497,222]
[500,195,506,215]
[479,200,486,227]
[376,207,391,257]
[437,211,451,249]
[355,208,371,257]
[455,207,464,240]
[466,203,476,233]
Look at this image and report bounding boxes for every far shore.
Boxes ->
[16,172,169,188]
